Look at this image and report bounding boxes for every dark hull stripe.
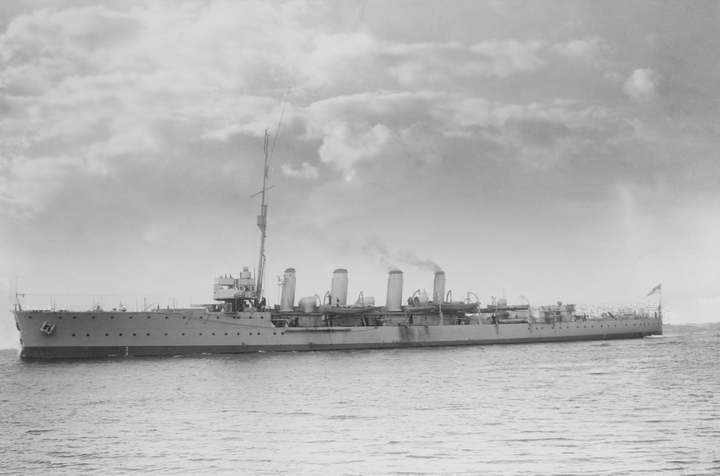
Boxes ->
[20,330,660,359]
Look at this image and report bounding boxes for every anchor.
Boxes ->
[40,321,56,336]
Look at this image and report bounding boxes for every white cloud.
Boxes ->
[304,33,379,86]
[554,37,605,63]
[318,121,391,180]
[388,40,544,86]
[0,2,323,217]
[397,125,442,165]
[0,2,556,219]
[603,71,624,83]
[470,40,544,76]
[438,96,611,136]
[281,162,319,179]
[0,156,84,219]
[624,68,659,101]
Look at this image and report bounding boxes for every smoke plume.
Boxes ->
[361,237,442,273]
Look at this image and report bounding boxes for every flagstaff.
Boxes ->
[647,283,662,319]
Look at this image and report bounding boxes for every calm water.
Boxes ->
[1,324,718,475]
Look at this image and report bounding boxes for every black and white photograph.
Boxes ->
[1,1,718,474]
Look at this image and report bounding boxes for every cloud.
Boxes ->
[0,2,322,218]
[0,3,594,221]
[0,156,84,219]
[303,91,441,137]
[0,6,144,96]
[434,96,626,165]
[281,162,319,179]
[624,68,659,101]
[438,97,570,131]
[387,40,544,87]
[303,32,379,87]
[509,117,570,147]
[300,91,446,179]
[317,121,391,180]
[554,37,605,64]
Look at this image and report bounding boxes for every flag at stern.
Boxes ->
[646,284,661,297]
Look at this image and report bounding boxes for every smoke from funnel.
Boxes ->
[361,237,442,273]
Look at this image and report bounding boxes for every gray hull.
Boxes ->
[14,309,663,359]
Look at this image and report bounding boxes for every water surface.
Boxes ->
[2,324,718,475]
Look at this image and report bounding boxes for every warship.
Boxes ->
[12,132,663,359]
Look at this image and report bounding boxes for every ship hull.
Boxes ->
[20,332,658,359]
[14,309,662,359]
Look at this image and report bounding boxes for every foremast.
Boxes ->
[256,129,270,303]
[212,129,271,311]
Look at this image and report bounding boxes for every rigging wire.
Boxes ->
[267,87,291,171]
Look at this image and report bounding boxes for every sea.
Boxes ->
[1,324,718,476]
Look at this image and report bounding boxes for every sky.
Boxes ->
[1,0,719,348]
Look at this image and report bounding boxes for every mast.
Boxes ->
[256,129,270,301]
[254,88,290,303]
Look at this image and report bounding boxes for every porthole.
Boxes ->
[237,332,240,335]
[73,316,76,319]
[249,332,252,335]
[92,316,95,319]
[224,333,227,336]
[146,333,150,336]
[165,316,168,319]
[212,333,215,336]
[183,317,186,319]
[129,316,133,319]
[199,333,202,336]
[86,334,90,337]
[111,316,114,319]
[164,333,167,336]
[147,316,151,319]
[216,317,219,320]
[28,316,32,319]
[182,333,185,336]
[133,333,136,336]
[119,333,123,336]
[72,334,76,337]
[58,316,62,319]
[105,334,108,336]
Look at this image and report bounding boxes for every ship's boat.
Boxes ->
[11,131,663,359]
[428,302,479,313]
[317,306,383,315]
